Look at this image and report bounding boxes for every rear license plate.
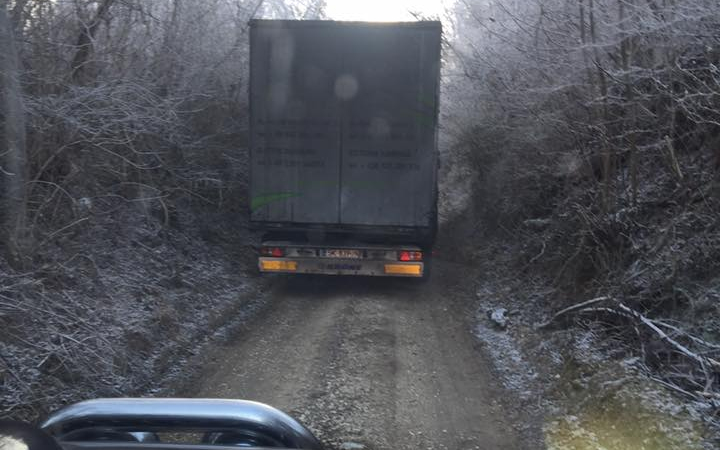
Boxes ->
[325,249,362,259]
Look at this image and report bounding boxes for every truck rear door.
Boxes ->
[250,24,343,223]
[339,25,440,227]
[249,21,440,229]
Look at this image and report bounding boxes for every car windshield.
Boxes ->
[0,1,718,449]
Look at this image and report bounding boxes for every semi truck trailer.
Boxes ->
[249,20,441,278]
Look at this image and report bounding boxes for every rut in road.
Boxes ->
[192,262,527,450]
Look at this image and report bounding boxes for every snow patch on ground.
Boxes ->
[470,269,717,448]
[475,320,539,400]
[474,287,539,401]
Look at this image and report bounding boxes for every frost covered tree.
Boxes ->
[441,0,720,405]
[446,0,720,225]
[0,1,27,266]
[0,0,325,259]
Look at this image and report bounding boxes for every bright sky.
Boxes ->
[324,0,447,22]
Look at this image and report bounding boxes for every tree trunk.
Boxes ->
[9,0,28,37]
[71,0,115,83]
[589,0,612,213]
[0,1,28,267]
[578,0,595,91]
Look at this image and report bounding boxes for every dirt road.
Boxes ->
[190,261,529,450]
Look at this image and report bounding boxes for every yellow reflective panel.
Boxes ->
[384,264,422,276]
[260,260,297,271]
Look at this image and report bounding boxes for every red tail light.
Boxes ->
[399,251,422,261]
[261,247,284,257]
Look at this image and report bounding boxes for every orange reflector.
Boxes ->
[384,263,422,276]
[260,260,297,271]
